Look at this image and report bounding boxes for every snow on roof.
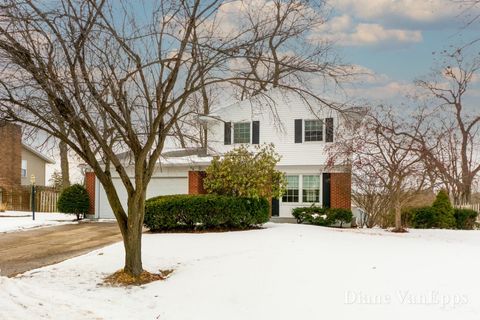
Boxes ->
[157,154,213,167]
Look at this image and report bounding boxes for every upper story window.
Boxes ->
[233,122,251,144]
[21,159,27,177]
[295,118,333,143]
[282,175,299,203]
[304,120,323,142]
[302,175,320,203]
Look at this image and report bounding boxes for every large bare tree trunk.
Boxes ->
[394,204,402,231]
[124,225,143,275]
[122,189,147,275]
[59,140,70,189]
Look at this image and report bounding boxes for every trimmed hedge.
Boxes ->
[407,207,478,230]
[407,190,459,229]
[144,194,269,231]
[292,206,353,227]
[408,207,438,229]
[454,209,478,230]
[57,184,90,220]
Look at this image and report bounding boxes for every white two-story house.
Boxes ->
[90,90,352,219]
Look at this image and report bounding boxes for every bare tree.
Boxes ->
[329,107,425,231]
[0,0,350,277]
[399,51,480,204]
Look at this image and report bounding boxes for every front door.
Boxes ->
[271,198,280,217]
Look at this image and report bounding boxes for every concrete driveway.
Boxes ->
[0,222,122,277]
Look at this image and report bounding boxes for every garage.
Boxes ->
[95,174,189,219]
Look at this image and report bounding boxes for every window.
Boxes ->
[304,120,323,142]
[303,175,320,203]
[282,175,299,203]
[233,122,251,144]
[21,160,27,178]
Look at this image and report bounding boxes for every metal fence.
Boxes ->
[0,186,59,212]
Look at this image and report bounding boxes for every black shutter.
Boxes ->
[322,173,331,208]
[294,119,302,143]
[224,122,231,145]
[271,198,279,217]
[325,118,334,143]
[252,121,260,144]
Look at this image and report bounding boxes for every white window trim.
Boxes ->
[301,174,322,204]
[281,174,323,206]
[232,121,252,145]
[303,119,325,144]
[21,159,27,178]
[282,174,300,204]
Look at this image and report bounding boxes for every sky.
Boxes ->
[44,0,480,184]
[323,0,480,104]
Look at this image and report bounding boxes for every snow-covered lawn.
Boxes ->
[1,223,480,320]
[0,211,76,233]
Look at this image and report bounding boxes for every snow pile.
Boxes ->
[1,223,480,319]
[0,211,76,233]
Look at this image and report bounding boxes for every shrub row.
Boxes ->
[405,190,478,230]
[144,194,269,231]
[292,206,353,227]
[406,207,478,230]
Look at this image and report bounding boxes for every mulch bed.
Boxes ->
[103,269,174,286]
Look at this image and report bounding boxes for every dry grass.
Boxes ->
[0,203,7,212]
[103,269,174,287]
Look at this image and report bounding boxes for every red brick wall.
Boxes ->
[85,172,96,214]
[0,123,22,189]
[188,171,207,195]
[330,172,351,209]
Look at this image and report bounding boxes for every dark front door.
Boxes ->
[271,198,280,217]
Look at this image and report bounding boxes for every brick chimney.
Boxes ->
[0,122,22,189]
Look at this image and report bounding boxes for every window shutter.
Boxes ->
[224,122,232,145]
[322,173,331,208]
[325,118,334,142]
[294,119,303,143]
[252,121,260,144]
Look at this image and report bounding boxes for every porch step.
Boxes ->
[269,217,298,224]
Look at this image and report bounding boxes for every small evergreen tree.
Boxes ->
[431,189,456,228]
[204,144,286,200]
[57,184,90,220]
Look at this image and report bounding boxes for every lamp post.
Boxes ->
[30,174,36,221]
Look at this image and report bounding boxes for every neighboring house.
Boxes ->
[21,144,56,186]
[89,90,352,219]
[0,123,55,191]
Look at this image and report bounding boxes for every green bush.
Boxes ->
[404,191,479,230]
[454,209,478,230]
[292,206,353,228]
[409,206,438,229]
[57,184,90,220]
[328,208,354,227]
[144,194,269,231]
[431,190,456,228]
[292,206,328,224]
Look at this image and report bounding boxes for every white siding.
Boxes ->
[207,90,340,166]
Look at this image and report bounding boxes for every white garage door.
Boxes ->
[97,177,188,219]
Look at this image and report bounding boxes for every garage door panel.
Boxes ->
[97,177,188,219]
